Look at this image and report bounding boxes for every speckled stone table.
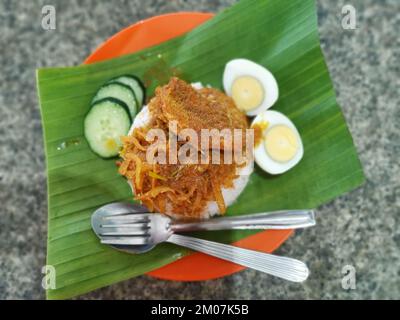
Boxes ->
[0,0,399,299]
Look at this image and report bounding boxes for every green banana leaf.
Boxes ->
[37,0,364,299]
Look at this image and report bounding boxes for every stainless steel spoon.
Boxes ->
[91,202,311,282]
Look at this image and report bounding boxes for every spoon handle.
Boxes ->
[166,234,309,282]
[171,210,315,232]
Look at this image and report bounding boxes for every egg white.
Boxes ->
[252,110,303,175]
[223,59,279,116]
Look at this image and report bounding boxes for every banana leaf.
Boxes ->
[37,0,364,299]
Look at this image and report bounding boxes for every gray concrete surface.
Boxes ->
[0,0,399,299]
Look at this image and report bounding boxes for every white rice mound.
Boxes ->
[127,86,253,220]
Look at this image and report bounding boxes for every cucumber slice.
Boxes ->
[92,83,138,117]
[108,75,146,107]
[84,99,131,158]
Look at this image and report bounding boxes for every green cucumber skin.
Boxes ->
[108,74,146,106]
[107,80,140,110]
[90,97,132,122]
[92,82,138,117]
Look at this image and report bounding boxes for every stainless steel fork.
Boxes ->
[92,203,311,282]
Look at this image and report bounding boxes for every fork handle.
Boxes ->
[166,234,309,282]
[171,210,315,232]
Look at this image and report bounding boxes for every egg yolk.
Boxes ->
[264,125,298,163]
[231,76,264,112]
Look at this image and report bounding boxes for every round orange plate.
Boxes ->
[85,12,294,281]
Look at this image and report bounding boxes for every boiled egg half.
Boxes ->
[223,59,279,116]
[252,111,303,175]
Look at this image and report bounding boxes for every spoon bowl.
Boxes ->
[92,202,156,254]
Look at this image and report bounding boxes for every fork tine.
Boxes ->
[101,237,149,245]
[99,221,151,236]
[102,214,150,222]
[100,223,150,229]
[99,228,150,236]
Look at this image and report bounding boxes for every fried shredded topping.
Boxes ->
[119,77,249,219]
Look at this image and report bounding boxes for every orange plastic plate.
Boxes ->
[85,12,293,281]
